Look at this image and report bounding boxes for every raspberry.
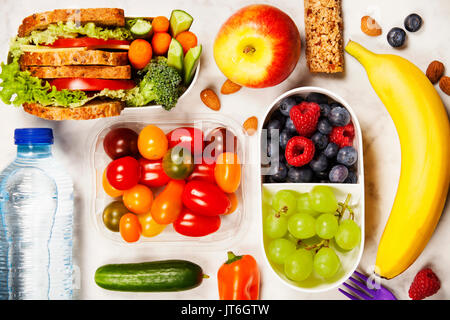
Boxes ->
[408,268,440,300]
[329,123,355,148]
[289,102,321,137]
[285,136,315,167]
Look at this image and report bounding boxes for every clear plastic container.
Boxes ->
[87,107,250,250]
[258,87,365,293]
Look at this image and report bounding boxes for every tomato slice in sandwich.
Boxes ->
[49,78,136,91]
[48,37,131,48]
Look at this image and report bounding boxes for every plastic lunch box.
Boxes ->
[87,107,251,250]
[257,87,365,293]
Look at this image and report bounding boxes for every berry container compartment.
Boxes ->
[258,87,365,293]
[87,107,250,250]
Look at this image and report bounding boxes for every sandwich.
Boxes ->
[0,8,200,120]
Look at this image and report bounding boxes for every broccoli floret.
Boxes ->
[127,57,182,110]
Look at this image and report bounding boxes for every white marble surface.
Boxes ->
[0,0,449,300]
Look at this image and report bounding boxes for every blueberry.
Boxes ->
[272,161,288,182]
[306,92,328,104]
[337,146,358,166]
[387,27,406,48]
[328,107,351,126]
[317,118,332,135]
[267,118,283,131]
[314,170,329,181]
[404,13,422,32]
[345,170,357,184]
[330,102,343,110]
[319,104,331,118]
[309,154,328,172]
[294,95,304,104]
[285,117,297,134]
[323,142,339,158]
[279,129,294,149]
[311,132,328,150]
[287,166,313,183]
[279,96,298,116]
[329,165,349,183]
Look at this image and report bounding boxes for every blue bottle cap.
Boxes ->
[14,128,54,145]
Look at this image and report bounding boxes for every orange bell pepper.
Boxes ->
[217,251,260,300]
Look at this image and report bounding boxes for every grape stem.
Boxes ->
[301,239,330,253]
[275,206,288,218]
[336,194,354,221]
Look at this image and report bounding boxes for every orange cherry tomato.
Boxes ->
[214,152,241,193]
[138,125,168,160]
[122,184,153,215]
[102,169,124,198]
[224,192,238,215]
[119,213,141,243]
[151,180,185,224]
[138,211,166,237]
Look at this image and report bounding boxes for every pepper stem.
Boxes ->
[226,251,243,264]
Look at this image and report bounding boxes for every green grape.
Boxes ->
[296,193,319,216]
[264,211,288,239]
[313,247,341,278]
[335,219,361,250]
[315,213,339,239]
[284,249,313,282]
[272,190,297,216]
[288,213,316,239]
[268,238,296,265]
[284,232,299,245]
[298,235,322,248]
[308,186,338,213]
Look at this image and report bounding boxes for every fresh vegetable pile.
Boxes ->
[101,125,241,242]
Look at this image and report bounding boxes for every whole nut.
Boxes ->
[426,60,445,84]
[221,79,242,95]
[439,76,450,96]
[361,16,382,36]
[200,89,221,111]
[243,116,258,136]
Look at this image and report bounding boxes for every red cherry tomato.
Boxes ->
[182,180,231,216]
[138,158,170,188]
[187,157,216,183]
[103,128,139,160]
[106,156,140,191]
[173,208,221,237]
[167,127,204,156]
[204,127,238,159]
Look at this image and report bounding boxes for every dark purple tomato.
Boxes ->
[204,127,238,159]
[103,128,139,160]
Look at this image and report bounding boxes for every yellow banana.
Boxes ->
[345,41,450,279]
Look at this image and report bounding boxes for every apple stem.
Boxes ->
[243,46,256,55]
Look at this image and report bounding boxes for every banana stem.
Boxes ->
[345,40,376,67]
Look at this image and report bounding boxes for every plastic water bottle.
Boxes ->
[0,128,74,300]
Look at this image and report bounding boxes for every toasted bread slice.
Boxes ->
[18,8,125,37]
[23,99,125,120]
[20,50,129,66]
[23,65,131,79]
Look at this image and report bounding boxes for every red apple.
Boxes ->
[213,4,301,88]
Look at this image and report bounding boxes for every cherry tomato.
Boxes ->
[139,158,170,188]
[204,127,238,159]
[119,213,141,243]
[224,192,238,215]
[103,128,139,160]
[162,147,194,180]
[102,201,129,232]
[167,127,204,156]
[123,184,153,215]
[138,211,166,237]
[182,180,231,216]
[151,180,185,224]
[187,157,216,183]
[106,156,140,190]
[214,152,241,193]
[173,208,221,237]
[138,125,168,160]
[102,169,123,198]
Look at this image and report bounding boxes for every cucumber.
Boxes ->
[183,45,202,85]
[129,19,153,39]
[94,260,205,292]
[170,10,194,37]
[167,39,184,74]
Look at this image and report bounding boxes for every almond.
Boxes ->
[439,76,450,96]
[221,79,242,95]
[361,16,382,36]
[243,116,258,136]
[426,60,445,84]
[200,89,221,111]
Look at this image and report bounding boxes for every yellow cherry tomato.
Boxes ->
[123,184,154,215]
[138,211,166,237]
[214,152,241,193]
[102,169,124,198]
[224,192,238,215]
[138,125,168,160]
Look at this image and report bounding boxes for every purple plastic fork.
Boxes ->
[338,270,397,300]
